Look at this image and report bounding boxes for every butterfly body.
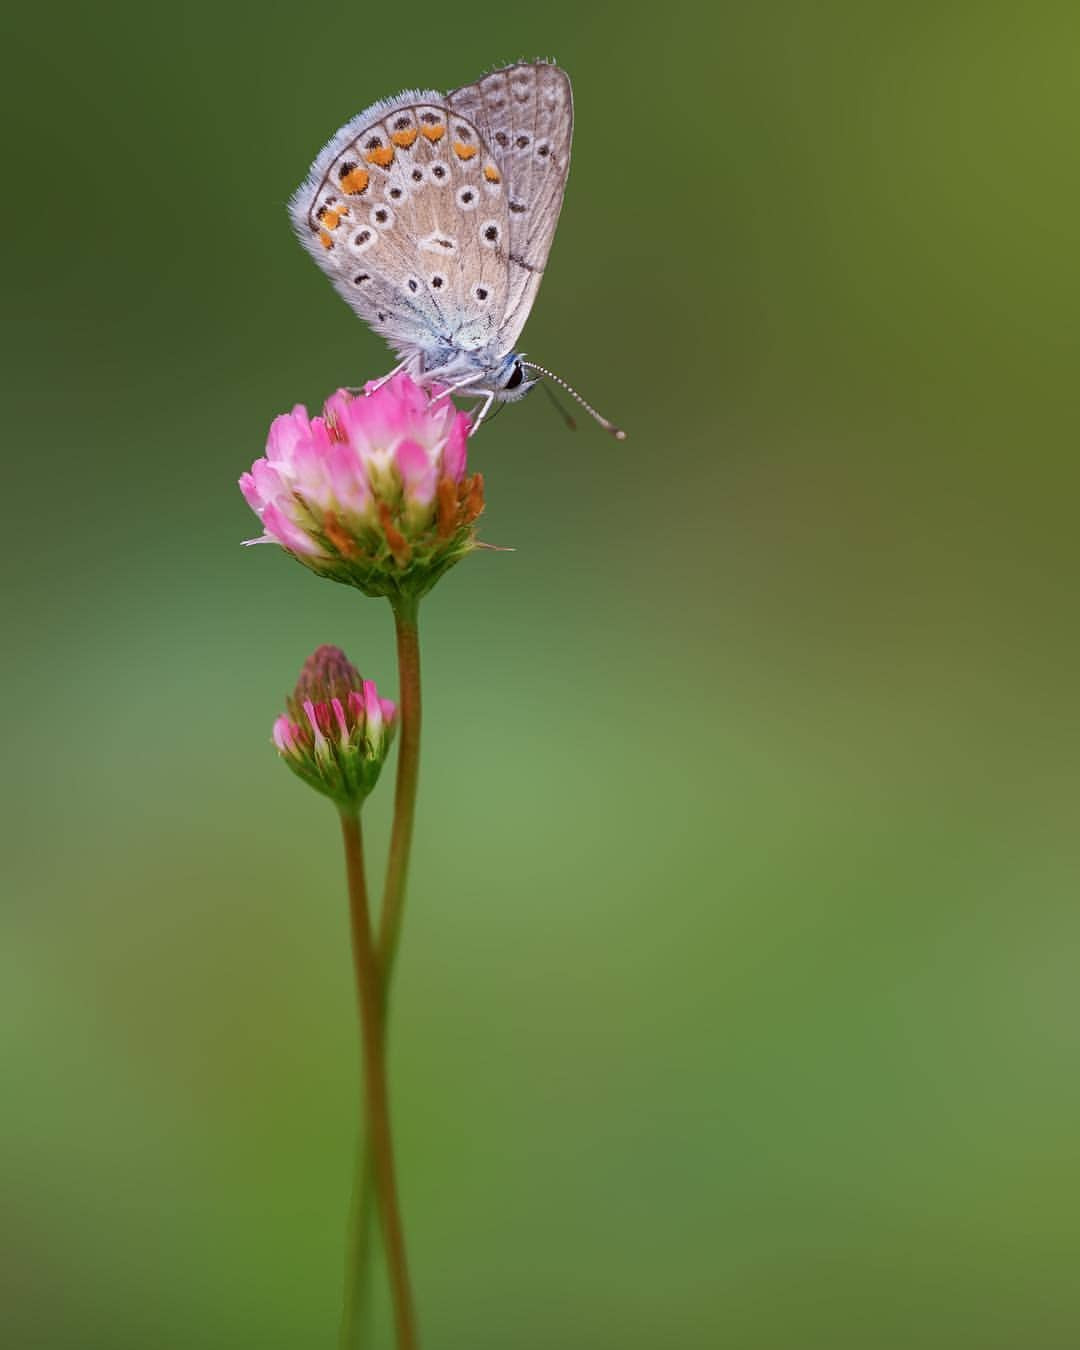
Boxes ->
[290,62,573,416]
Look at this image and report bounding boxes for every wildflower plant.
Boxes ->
[241,372,486,1350]
[244,54,628,1350]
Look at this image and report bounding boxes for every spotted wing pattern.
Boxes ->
[289,94,512,365]
[447,63,573,351]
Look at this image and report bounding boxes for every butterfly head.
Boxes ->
[491,352,539,404]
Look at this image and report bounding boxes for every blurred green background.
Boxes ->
[3,2,1078,1346]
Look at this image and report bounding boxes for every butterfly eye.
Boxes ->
[505,362,524,390]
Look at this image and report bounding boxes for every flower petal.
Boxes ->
[443,413,469,482]
[266,405,312,464]
[239,470,264,512]
[396,437,438,505]
[327,440,370,514]
[261,502,323,556]
[272,716,297,754]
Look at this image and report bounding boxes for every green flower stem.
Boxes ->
[339,809,418,1350]
[340,593,424,1348]
[380,592,423,981]
[338,1141,375,1349]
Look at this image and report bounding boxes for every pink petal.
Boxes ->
[266,406,312,464]
[390,372,428,421]
[251,458,287,502]
[365,371,425,419]
[272,716,295,754]
[362,679,383,737]
[261,503,323,557]
[396,438,438,505]
[291,428,326,482]
[339,385,397,452]
[322,389,354,440]
[395,436,428,477]
[303,701,332,762]
[239,471,264,512]
[443,414,469,481]
[327,440,370,513]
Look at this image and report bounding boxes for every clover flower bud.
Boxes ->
[272,646,397,807]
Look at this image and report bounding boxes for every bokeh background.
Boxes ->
[3,2,1078,1346]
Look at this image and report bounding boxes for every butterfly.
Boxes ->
[290,61,624,437]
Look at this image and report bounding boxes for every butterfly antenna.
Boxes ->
[540,379,577,432]
[523,363,627,440]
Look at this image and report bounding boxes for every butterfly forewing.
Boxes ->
[290,96,511,364]
[448,63,573,351]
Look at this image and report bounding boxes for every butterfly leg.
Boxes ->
[349,360,407,397]
[468,391,496,436]
[431,372,485,405]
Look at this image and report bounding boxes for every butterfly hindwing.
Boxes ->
[448,63,573,351]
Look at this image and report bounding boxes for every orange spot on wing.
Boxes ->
[365,146,395,168]
[340,167,370,195]
[420,124,445,142]
[390,128,418,148]
[453,141,478,161]
[319,230,333,249]
[322,209,341,229]
[483,164,501,183]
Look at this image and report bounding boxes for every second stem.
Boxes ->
[341,593,424,1349]
[340,810,418,1350]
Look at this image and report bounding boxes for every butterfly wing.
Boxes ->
[448,62,573,353]
[289,92,512,369]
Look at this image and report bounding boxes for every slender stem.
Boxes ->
[339,810,418,1350]
[341,594,424,1347]
[380,592,423,986]
[338,1139,374,1349]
